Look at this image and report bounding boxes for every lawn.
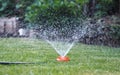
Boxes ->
[0,38,120,75]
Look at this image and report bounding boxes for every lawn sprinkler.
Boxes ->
[46,40,74,62]
[56,56,70,62]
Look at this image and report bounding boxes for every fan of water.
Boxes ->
[36,16,89,61]
[38,22,82,59]
[46,39,75,57]
[39,25,80,57]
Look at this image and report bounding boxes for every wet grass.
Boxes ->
[0,38,120,75]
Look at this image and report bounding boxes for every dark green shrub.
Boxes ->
[109,25,120,40]
[0,0,16,17]
[15,0,34,17]
[25,0,89,23]
[94,0,114,18]
[0,0,34,17]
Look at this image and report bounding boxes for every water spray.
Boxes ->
[37,16,86,62]
[46,40,74,62]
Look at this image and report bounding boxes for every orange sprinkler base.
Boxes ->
[56,56,70,62]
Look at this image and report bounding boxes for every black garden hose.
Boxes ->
[0,61,35,65]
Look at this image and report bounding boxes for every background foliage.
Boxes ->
[0,0,119,20]
[0,0,16,17]
[25,0,89,22]
[0,0,34,17]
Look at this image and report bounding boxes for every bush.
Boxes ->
[94,0,114,18]
[25,0,89,23]
[0,0,16,17]
[0,0,34,17]
[109,25,120,40]
[15,0,34,17]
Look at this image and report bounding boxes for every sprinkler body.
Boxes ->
[56,56,70,62]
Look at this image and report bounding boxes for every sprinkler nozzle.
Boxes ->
[56,56,70,62]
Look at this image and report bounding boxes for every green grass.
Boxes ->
[0,38,120,75]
